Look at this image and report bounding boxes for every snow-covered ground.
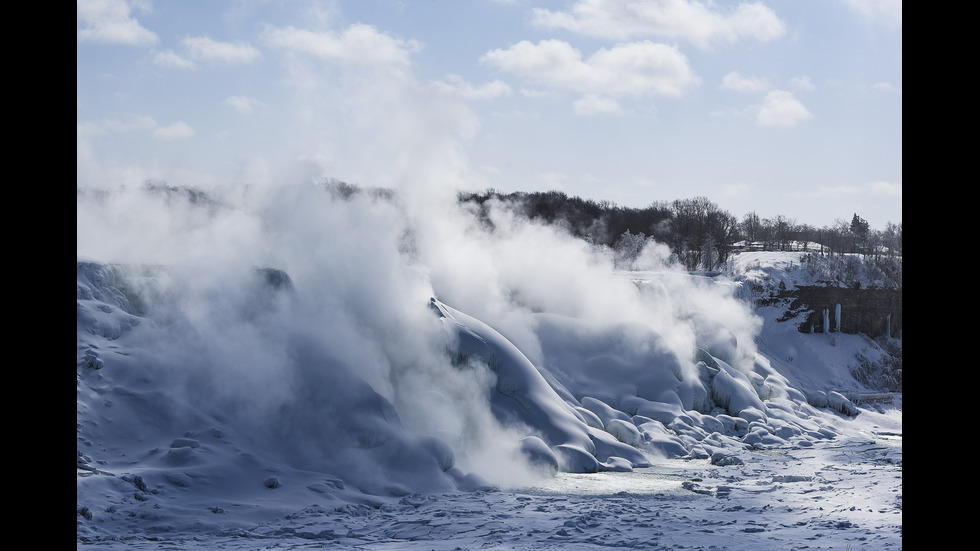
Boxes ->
[77,187,901,550]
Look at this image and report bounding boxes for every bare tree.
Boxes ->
[741,211,761,245]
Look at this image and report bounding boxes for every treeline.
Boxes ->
[458,189,902,280]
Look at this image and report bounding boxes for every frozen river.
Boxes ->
[77,434,901,550]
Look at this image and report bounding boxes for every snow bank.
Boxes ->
[79,246,884,512]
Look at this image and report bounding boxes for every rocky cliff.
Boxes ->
[778,286,902,338]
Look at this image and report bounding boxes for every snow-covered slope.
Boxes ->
[77,187,901,546]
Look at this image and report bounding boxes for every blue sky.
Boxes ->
[77,0,901,230]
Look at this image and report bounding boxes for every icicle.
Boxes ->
[823,308,829,334]
[886,313,891,338]
[835,303,841,333]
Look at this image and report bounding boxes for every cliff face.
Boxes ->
[788,286,902,338]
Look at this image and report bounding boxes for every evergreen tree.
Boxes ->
[850,213,870,238]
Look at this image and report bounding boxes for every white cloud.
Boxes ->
[77,115,158,137]
[520,89,557,99]
[154,121,195,140]
[263,24,421,67]
[840,0,902,27]
[707,106,742,119]
[790,75,815,92]
[183,36,261,64]
[481,39,697,98]
[433,75,512,100]
[793,185,861,199]
[540,172,568,190]
[531,0,786,49]
[720,70,768,92]
[754,90,812,127]
[78,113,195,145]
[720,182,757,197]
[868,180,902,197]
[153,50,197,69]
[872,82,901,94]
[77,0,159,45]
[793,181,901,200]
[573,94,627,116]
[222,96,263,114]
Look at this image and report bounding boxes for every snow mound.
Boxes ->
[79,253,897,542]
